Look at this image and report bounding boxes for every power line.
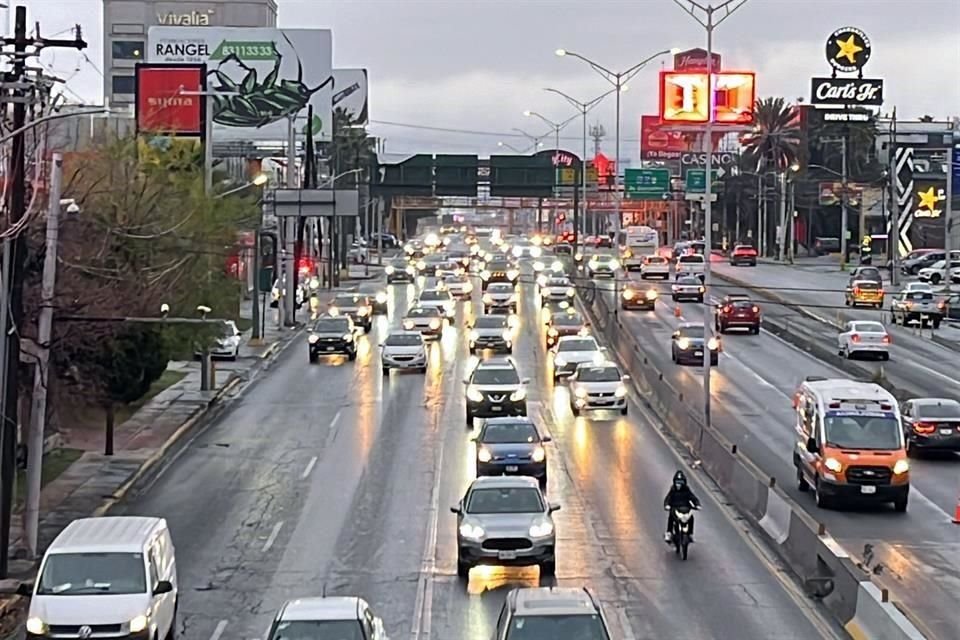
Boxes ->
[370,119,641,143]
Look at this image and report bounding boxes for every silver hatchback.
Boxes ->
[451,476,559,578]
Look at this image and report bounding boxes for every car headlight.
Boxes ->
[528,520,553,537]
[615,385,627,398]
[578,327,589,336]
[329,306,339,316]
[342,333,353,341]
[622,289,635,300]
[403,320,415,330]
[357,306,370,316]
[502,329,513,340]
[129,614,148,633]
[483,294,494,304]
[477,447,493,462]
[530,246,543,258]
[537,274,548,287]
[548,328,558,337]
[574,386,588,398]
[385,265,395,274]
[512,246,523,258]
[309,277,320,290]
[510,388,527,401]
[645,289,658,300]
[376,292,387,304]
[551,260,563,272]
[824,457,843,473]
[507,314,520,328]
[707,337,719,350]
[893,459,910,475]
[467,386,484,402]
[532,446,546,462]
[589,261,600,270]
[609,259,620,270]
[26,618,47,635]
[481,270,491,280]
[507,270,519,281]
[677,337,690,350]
[417,260,426,270]
[308,334,319,344]
[566,288,576,297]
[470,330,480,341]
[459,522,485,539]
[554,355,567,366]
[429,318,441,329]
[575,253,583,261]
[533,260,545,272]
[406,266,416,275]
[463,281,474,292]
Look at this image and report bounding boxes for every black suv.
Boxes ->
[308,315,357,362]
[464,358,529,426]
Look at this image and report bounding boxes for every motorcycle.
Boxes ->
[666,503,698,560]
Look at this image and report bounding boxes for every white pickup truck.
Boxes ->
[675,254,705,280]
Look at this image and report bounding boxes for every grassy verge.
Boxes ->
[114,369,187,425]
[15,448,84,508]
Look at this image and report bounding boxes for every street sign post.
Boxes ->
[624,168,670,200]
[685,169,723,193]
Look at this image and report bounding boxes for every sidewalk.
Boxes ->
[0,299,305,631]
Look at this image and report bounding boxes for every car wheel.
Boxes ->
[382,366,389,376]
[933,319,942,329]
[348,349,357,362]
[814,478,833,509]
[465,411,472,427]
[711,356,719,367]
[697,296,704,303]
[893,494,908,513]
[620,406,628,416]
[309,354,318,364]
[540,560,556,577]
[419,366,427,373]
[671,349,677,363]
[881,352,890,361]
[796,466,809,492]
[505,347,513,354]
[457,555,471,579]
[752,324,760,335]
[539,473,548,489]
[931,274,941,284]
[570,404,580,416]
[671,295,678,302]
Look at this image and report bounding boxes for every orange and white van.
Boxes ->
[793,377,909,512]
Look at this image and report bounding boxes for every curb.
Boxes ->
[578,289,930,640]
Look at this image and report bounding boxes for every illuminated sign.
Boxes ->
[820,110,871,122]
[135,63,206,136]
[673,48,721,71]
[659,71,755,125]
[825,27,871,74]
[811,77,883,106]
[913,184,946,219]
[157,10,214,26]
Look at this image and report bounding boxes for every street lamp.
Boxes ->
[555,47,677,240]
[497,140,528,154]
[214,173,268,200]
[523,111,580,238]
[544,86,620,247]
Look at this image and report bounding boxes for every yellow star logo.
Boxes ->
[917,186,942,210]
[835,34,864,64]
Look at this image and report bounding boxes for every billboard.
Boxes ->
[332,68,368,125]
[147,27,334,141]
[135,63,205,136]
[659,71,756,125]
[640,115,691,160]
[673,48,722,71]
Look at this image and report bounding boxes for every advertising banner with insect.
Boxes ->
[148,27,333,142]
[332,68,368,125]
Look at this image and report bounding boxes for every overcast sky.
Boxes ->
[16,0,960,160]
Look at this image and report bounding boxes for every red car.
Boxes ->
[715,295,761,334]
[729,244,758,266]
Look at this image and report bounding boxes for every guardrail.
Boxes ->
[578,280,928,640]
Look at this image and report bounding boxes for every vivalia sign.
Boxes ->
[810,77,883,106]
[135,63,206,136]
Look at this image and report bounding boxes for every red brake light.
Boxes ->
[853,287,861,295]
[828,402,841,409]
[882,335,891,344]
[914,422,936,434]
[880,403,892,410]
[851,333,861,343]
[878,289,884,296]
[752,306,760,314]
[723,305,731,313]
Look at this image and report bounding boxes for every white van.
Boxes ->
[25,517,178,639]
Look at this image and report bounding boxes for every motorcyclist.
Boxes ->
[664,470,701,542]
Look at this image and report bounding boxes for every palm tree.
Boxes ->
[741,97,803,171]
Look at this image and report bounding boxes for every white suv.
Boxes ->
[267,597,388,640]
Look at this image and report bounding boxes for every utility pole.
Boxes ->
[283,114,297,325]
[0,6,86,578]
[24,153,63,559]
[840,136,849,270]
[889,109,899,286]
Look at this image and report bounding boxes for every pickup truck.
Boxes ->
[675,254,705,280]
[890,290,944,328]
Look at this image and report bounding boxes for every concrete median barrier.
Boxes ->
[577,283,930,640]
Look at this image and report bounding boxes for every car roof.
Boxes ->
[469,475,540,489]
[48,516,166,554]
[510,587,600,617]
[575,361,617,370]
[556,334,595,343]
[677,322,702,330]
[481,416,537,428]
[911,397,960,407]
[476,357,517,369]
[387,330,423,338]
[279,597,361,621]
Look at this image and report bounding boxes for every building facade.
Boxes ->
[102,0,277,106]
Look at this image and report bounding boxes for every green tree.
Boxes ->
[329,106,375,185]
[741,97,803,171]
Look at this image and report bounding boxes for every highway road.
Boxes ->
[111,267,834,640]
[598,272,960,640]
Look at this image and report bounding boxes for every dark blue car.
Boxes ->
[472,417,550,487]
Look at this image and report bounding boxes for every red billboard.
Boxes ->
[135,63,206,136]
[640,115,692,160]
[659,71,756,125]
[673,48,722,72]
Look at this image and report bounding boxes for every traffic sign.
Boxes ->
[624,168,670,200]
[685,169,724,193]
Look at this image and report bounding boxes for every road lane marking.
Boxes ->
[330,409,342,429]
[262,521,284,553]
[896,358,960,389]
[208,620,228,640]
[301,456,318,479]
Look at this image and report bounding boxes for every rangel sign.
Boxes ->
[811,77,883,106]
[135,63,205,136]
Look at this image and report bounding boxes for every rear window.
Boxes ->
[852,322,885,333]
[916,401,960,419]
[679,255,704,263]
[855,281,879,290]
[731,300,755,309]
[644,256,666,264]
[906,292,934,301]
[333,294,363,305]
[419,290,450,301]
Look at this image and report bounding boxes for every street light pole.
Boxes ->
[523,111,579,237]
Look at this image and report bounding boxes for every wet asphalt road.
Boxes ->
[601,272,960,640]
[114,269,835,640]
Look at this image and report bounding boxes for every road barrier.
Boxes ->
[577,279,929,640]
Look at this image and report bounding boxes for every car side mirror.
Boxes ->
[541,436,552,443]
[522,378,530,384]
[548,503,561,514]
[15,582,33,596]
[806,437,819,455]
[599,346,608,351]
[462,378,469,385]
[153,580,173,596]
[622,374,631,381]
[450,505,461,514]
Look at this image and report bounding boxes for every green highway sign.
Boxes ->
[685,169,724,193]
[624,168,670,200]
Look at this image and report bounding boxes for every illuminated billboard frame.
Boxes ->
[659,71,756,125]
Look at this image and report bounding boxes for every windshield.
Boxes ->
[333,295,362,306]
[677,277,700,285]
[471,368,520,385]
[489,284,513,293]
[558,339,597,352]
[407,308,439,318]
[218,322,238,337]
[481,422,539,444]
[547,278,569,286]
[852,322,885,333]
[385,333,423,346]
[314,319,350,333]
[824,413,901,450]
[645,256,666,264]
[419,290,449,301]
[270,620,364,640]
[906,292,934,301]
[678,326,705,338]
[488,261,511,271]
[577,366,620,382]
[506,614,610,640]
[474,317,508,329]
[553,314,583,327]
[426,254,447,263]
[465,487,544,514]
[38,552,146,595]
[916,402,960,419]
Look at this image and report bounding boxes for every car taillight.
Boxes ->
[878,289,884,296]
[752,306,759,314]
[853,287,861,295]
[882,334,891,344]
[851,333,861,342]
[914,422,936,434]
[723,305,731,314]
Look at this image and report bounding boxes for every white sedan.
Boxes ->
[417,288,456,320]
[441,274,474,299]
[640,255,671,280]
[837,320,890,360]
[568,362,629,416]
[380,331,428,374]
[551,335,606,381]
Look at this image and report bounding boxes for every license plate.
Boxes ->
[694,351,703,356]
[491,405,502,411]
[498,550,517,560]
[325,347,335,352]
[596,401,612,406]
[506,465,519,472]
[861,485,877,494]
[940,428,953,435]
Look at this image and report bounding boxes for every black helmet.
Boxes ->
[673,471,687,487]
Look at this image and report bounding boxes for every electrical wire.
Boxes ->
[370,119,642,143]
